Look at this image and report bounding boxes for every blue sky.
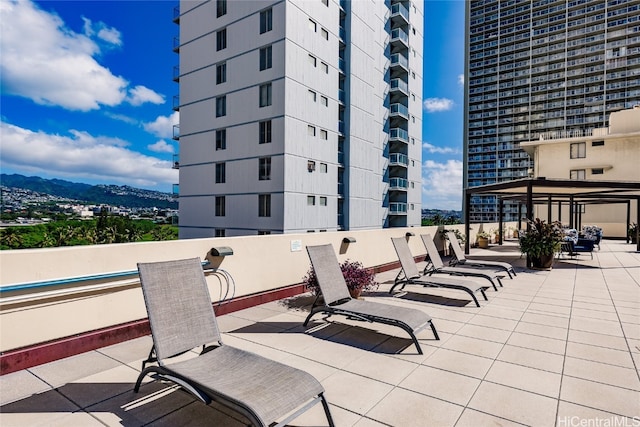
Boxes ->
[0,0,464,210]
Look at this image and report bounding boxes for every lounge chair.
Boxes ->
[420,234,504,291]
[135,257,334,427]
[304,244,439,354]
[390,237,488,307]
[446,231,517,278]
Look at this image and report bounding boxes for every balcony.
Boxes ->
[389,153,409,167]
[389,127,409,143]
[173,35,180,53]
[173,65,180,82]
[389,103,409,120]
[390,28,409,48]
[338,58,346,74]
[390,53,409,71]
[389,177,409,190]
[390,78,409,95]
[338,89,346,104]
[339,26,346,42]
[172,5,180,23]
[388,201,408,214]
[172,124,180,140]
[390,2,409,25]
[172,183,179,197]
[338,120,345,135]
[1,232,638,425]
[172,94,180,111]
[172,154,179,169]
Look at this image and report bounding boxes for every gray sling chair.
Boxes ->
[420,234,505,291]
[135,257,335,427]
[446,231,517,279]
[303,244,439,355]
[390,237,488,307]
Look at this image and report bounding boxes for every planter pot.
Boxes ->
[477,237,489,249]
[349,287,363,299]
[531,253,554,269]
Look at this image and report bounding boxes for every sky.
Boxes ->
[0,0,464,210]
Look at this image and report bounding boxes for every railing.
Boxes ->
[339,26,346,41]
[338,120,345,134]
[173,65,180,82]
[390,28,409,45]
[390,103,409,118]
[339,58,346,73]
[172,94,180,111]
[389,202,408,213]
[172,154,180,169]
[389,127,409,142]
[173,35,180,52]
[173,5,180,23]
[173,124,180,140]
[390,3,409,21]
[338,89,345,103]
[389,177,409,189]
[533,128,596,141]
[390,53,408,69]
[389,153,409,166]
[338,151,344,164]
[172,183,180,196]
[390,78,408,93]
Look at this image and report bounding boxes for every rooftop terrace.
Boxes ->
[1,239,638,426]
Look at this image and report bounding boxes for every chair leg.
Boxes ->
[429,321,440,341]
[320,393,335,427]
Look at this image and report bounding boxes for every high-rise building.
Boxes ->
[173,0,423,238]
[464,0,640,223]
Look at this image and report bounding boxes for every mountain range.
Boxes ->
[1,174,177,209]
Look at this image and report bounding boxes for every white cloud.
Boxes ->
[422,141,460,155]
[144,111,179,139]
[0,0,162,111]
[421,159,463,210]
[104,112,138,125]
[127,85,165,106]
[0,121,177,188]
[423,98,454,113]
[458,74,465,86]
[148,140,175,154]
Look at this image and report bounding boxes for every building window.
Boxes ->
[592,168,604,175]
[216,96,226,117]
[321,62,328,73]
[308,90,316,102]
[216,28,227,51]
[259,157,271,180]
[307,195,316,205]
[307,160,316,172]
[308,19,316,32]
[319,196,327,206]
[216,129,226,150]
[258,194,271,217]
[260,8,272,34]
[570,142,586,158]
[321,28,329,40]
[570,169,586,180]
[320,163,327,173]
[308,54,317,67]
[308,125,316,136]
[216,62,226,84]
[215,162,226,183]
[592,140,604,146]
[215,196,226,216]
[215,228,225,237]
[320,129,328,140]
[321,95,328,106]
[259,45,272,71]
[259,120,272,144]
[259,83,272,107]
[216,0,227,17]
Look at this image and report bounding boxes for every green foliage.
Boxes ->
[421,214,461,226]
[0,216,177,250]
[518,218,563,258]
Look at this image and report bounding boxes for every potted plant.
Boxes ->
[629,223,638,244]
[475,231,490,249]
[303,259,378,299]
[518,218,564,269]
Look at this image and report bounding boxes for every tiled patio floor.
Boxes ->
[1,240,639,426]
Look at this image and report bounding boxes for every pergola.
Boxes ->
[463,178,640,254]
